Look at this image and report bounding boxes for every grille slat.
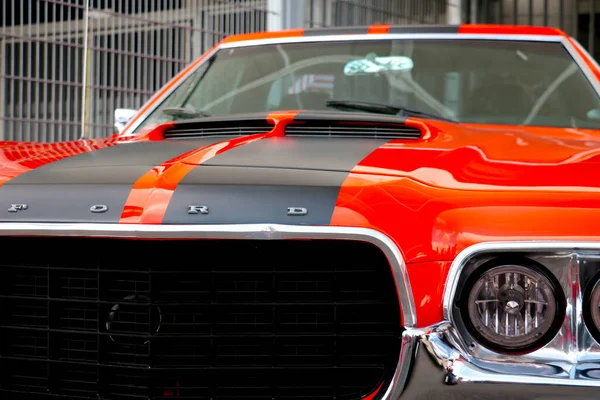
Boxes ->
[0,238,401,400]
[163,119,274,139]
[285,123,422,139]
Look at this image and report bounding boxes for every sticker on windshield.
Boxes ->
[344,54,414,76]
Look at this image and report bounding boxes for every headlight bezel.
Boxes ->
[452,256,566,355]
[583,270,600,344]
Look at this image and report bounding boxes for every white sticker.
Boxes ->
[344,54,414,76]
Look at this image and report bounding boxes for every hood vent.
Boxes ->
[285,121,422,139]
[164,118,274,139]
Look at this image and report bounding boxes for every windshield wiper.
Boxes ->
[161,106,213,119]
[325,100,456,122]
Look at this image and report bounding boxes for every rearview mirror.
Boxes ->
[114,108,137,133]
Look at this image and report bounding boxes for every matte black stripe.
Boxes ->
[0,138,232,223]
[388,25,459,34]
[202,136,387,171]
[303,26,370,36]
[163,137,387,225]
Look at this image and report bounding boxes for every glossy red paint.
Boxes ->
[119,111,299,224]
[361,381,385,400]
[221,28,305,43]
[458,24,566,36]
[368,24,391,34]
[325,118,600,326]
[406,261,452,327]
[0,137,118,187]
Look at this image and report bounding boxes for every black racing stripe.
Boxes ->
[0,138,234,223]
[202,136,388,170]
[163,137,387,225]
[388,25,459,34]
[163,166,349,225]
[303,26,370,36]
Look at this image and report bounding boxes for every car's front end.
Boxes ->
[2,24,600,399]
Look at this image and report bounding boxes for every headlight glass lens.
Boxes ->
[466,264,557,351]
[588,280,600,335]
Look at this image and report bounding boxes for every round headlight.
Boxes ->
[587,279,600,338]
[464,263,560,352]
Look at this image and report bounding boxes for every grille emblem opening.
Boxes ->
[106,294,162,344]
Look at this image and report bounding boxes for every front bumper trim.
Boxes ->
[400,323,600,399]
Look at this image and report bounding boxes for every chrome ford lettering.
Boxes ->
[90,204,109,213]
[8,204,28,212]
[287,207,308,216]
[188,205,209,214]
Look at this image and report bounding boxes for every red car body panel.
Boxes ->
[2,118,600,327]
[1,25,599,332]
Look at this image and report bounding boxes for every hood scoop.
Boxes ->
[285,121,422,139]
[163,116,274,139]
[285,112,423,139]
[161,112,423,140]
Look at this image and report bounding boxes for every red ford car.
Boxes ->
[1,23,600,399]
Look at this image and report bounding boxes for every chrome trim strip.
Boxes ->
[562,38,600,101]
[416,322,600,388]
[0,222,416,400]
[441,241,600,382]
[218,33,564,49]
[571,37,600,72]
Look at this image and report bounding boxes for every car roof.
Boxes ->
[220,24,568,45]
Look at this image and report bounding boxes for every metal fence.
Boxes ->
[1,0,597,143]
[0,0,462,143]
[1,0,272,142]
[468,0,595,59]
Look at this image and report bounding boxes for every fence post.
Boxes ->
[268,0,306,31]
[447,0,463,24]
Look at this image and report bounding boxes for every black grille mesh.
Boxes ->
[0,238,402,400]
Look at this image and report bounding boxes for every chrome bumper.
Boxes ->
[399,323,600,399]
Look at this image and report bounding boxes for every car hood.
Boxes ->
[1,113,600,262]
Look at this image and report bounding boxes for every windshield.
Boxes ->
[134,38,600,131]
